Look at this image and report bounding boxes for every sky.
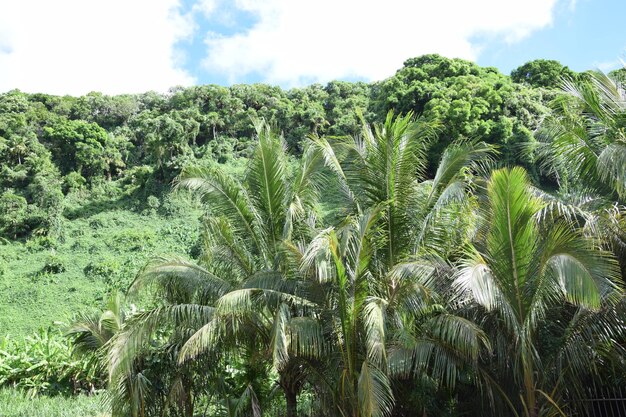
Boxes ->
[0,0,624,96]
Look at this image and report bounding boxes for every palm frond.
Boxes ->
[176,165,266,254]
[270,303,290,370]
[288,316,325,359]
[131,255,232,303]
[357,360,394,417]
[363,297,388,368]
[246,119,288,246]
[109,304,215,380]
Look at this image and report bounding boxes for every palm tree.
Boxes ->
[110,112,497,417]
[538,70,626,202]
[8,134,28,165]
[536,68,626,284]
[67,292,186,417]
[300,208,490,417]
[108,118,329,417]
[311,110,495,261]
[297,111,496,416]
[67,291,126,355]
[453,167,624,417]
[66,291,126,393]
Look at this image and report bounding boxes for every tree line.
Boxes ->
[2,55,597,240]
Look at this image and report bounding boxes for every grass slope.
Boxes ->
[0,389,107,417]
[0,192,201,337]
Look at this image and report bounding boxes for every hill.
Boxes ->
[0,55,570,337]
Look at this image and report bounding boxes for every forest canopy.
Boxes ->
[0,55,563,239]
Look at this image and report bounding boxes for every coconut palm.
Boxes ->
[108,118,330,417]
[66,291,126,395]
[108,109,507,417]
[453,167,624,417]
[300,208,490,417]
[295,111,497,416]
[536,68,626,280]
[311,110,495,261]
[538,70,626,202]
[67,291,126,357]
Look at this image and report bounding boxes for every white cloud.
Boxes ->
[193,0,218,19]
[594,59,622,73]
[0,0,566,94]
[0,0,195,95]
[202,0,560,86]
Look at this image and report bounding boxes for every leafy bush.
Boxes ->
[144,194,160,216]
[0,192,29,238]
[110,229,156,252]
[63,171,87,192]
[146,195,160,211]
[41,253,66,274]
[84,259,120,281]
[160,191,189,218]
[25,235,58,252]
[0,329,104,396]
[83,258,128,289]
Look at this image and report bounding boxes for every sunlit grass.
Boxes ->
[0,388,108,417]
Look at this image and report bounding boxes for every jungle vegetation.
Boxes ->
[0,55,625,417]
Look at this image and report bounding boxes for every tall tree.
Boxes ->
[108,119,329,417]
[453,167,624,417]
[537,69,626,277]
[511,60,577,89]
[303,111,495,416]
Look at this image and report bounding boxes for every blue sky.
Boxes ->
[476,0,626,74]
[0,0,624,95]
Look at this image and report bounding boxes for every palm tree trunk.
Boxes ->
[285,388,297,417]
[523,356,536,417]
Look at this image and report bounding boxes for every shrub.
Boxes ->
[25,235,57,252]
[110,229,155,252]
[42,253,66,274]
[161,192,185,217]
[144,194,161,216]
[0,328,103,396]
[146,195,160,210]
[83,259,120,281]
[63,171,86,192]
[83,258,126,289]
[0,192,29,238]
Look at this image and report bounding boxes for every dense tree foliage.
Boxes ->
[511,59,577,89]
[0,55,569,239]
[371,55,551,173]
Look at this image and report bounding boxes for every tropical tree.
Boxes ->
[66,291,126,394]
[536,68,626,278]
[538,70,626,201]
[300,208,490,417]
[453,167,624,417]
[67,291,126,357]
[311,110,496,258]
[511,60,577,89]
[370,55,548,171]
[298,111,496,416]
[108,118,329,417]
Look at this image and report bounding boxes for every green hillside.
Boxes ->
[0,204,199,336]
